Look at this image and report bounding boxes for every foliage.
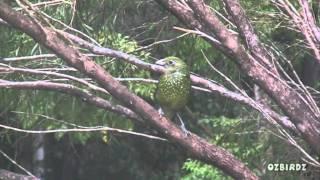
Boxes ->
[182,116,265,179]
[182,159,230,180]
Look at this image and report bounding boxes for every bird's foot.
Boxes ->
[177,113,190,137]
[180,123,191,137]
[158,107,164,117]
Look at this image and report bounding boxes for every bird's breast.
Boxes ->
[155,73,191,111]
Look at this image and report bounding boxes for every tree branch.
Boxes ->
[0,121,166,141]
[223,0,278,74]
[0,80,141,122]
[0,169,37,180]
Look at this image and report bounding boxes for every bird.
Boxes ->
[155,56,191,134]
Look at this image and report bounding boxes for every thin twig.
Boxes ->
[0,124,167,141]
[0,149,36,178]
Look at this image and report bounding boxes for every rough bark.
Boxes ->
[0,169,38,180]
[222,0,277,74]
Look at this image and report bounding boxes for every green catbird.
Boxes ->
[155,56,191,133]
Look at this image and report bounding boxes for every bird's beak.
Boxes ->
[155,59,166,66]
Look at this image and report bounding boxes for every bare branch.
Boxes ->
[0,66,109,95]
[0,54,102,62]
[0,123,167,141]
[223,0,278,74]
[274,0,320,63]
[0,80,141,122]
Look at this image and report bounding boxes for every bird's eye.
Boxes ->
[168,60,174,65]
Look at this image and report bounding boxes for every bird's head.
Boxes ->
[155,56,189,74]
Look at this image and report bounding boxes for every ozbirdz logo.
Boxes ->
[267,163,307,172]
